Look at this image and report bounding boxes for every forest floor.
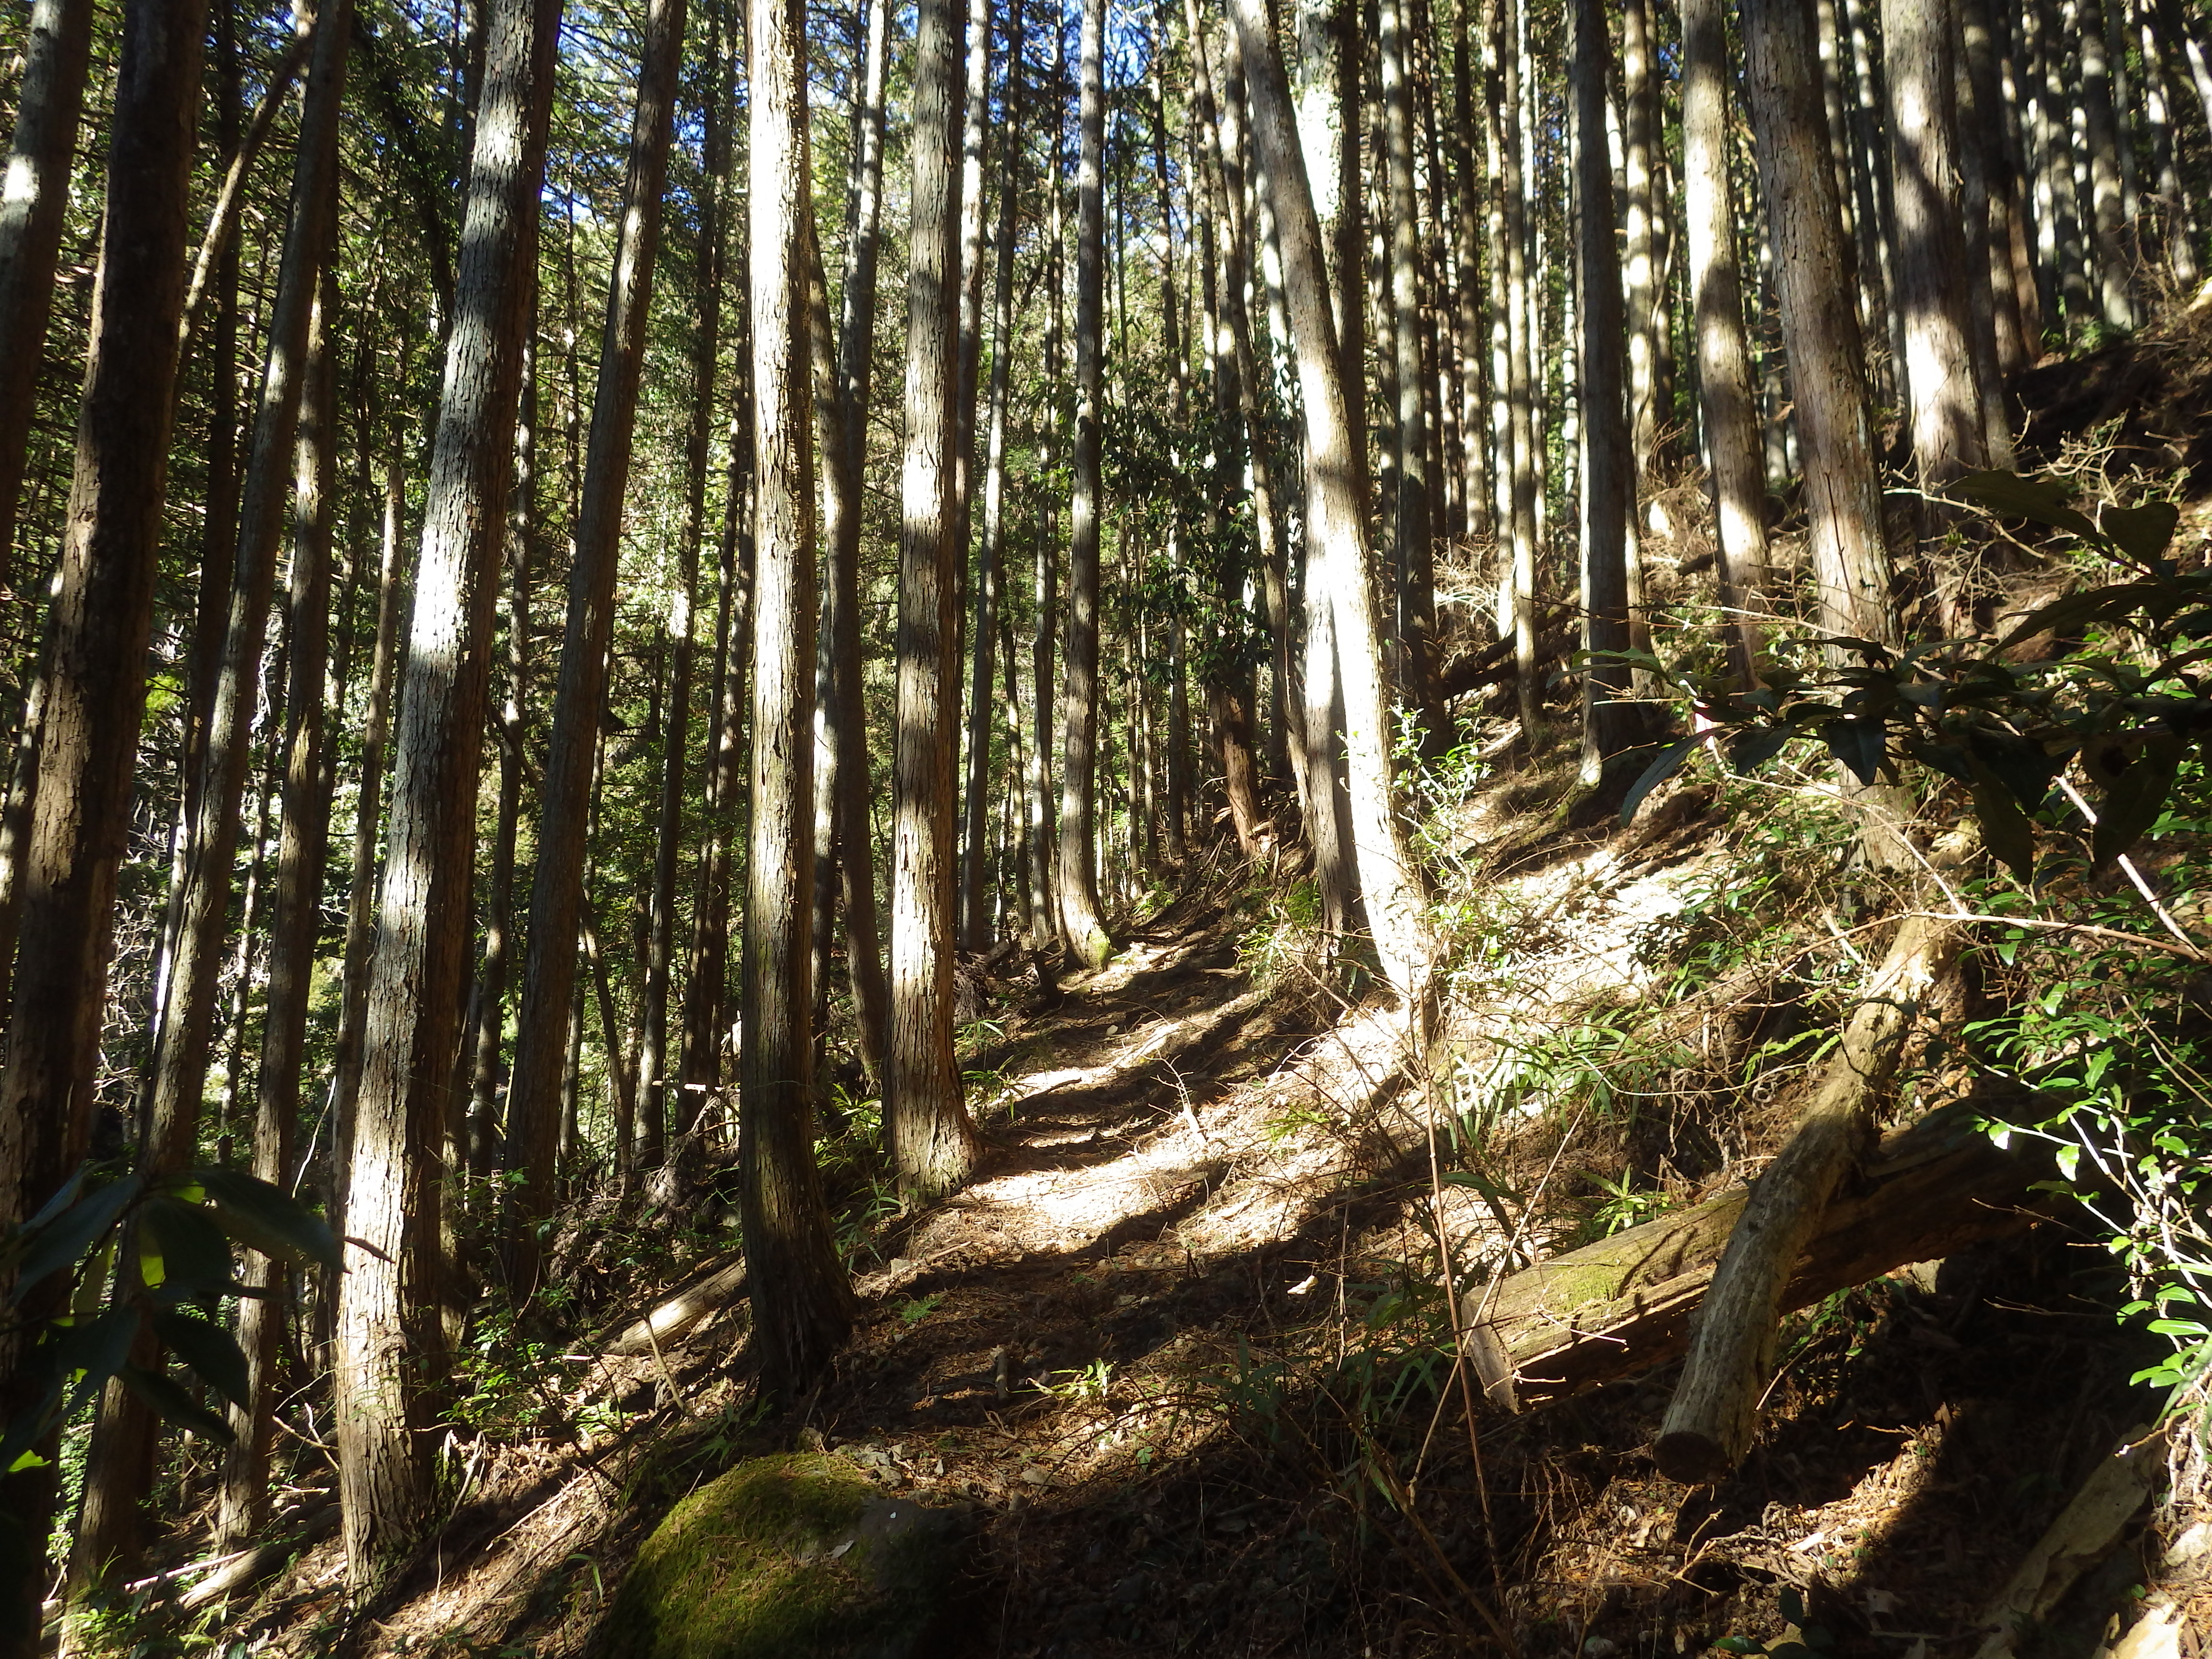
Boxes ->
[178,288,2212,1659]
[206,764,2182,1659]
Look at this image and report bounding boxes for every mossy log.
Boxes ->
[1464,1099,2056,1411]
[1653,823,1982,1481]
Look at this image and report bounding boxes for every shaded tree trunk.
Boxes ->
[0,0,210,1641]
[503,0,686,1277]
[742,0,854,1400]
[890,0,984,1195]
[337,0,561,1582]
[0,0,96,582]
[1056,0,1113,968]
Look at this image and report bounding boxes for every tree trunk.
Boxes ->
[1683,0,1774,681]
[2075,0,2138,329]
[742,0,854,1401]
[963,0,1023,950]
[337,0,560,1583]
[1231,0,1429,1010]
[0,0,209,1642]
[1742,0,1897,650]
[811,0,892,1091]
[1952,0,2021,457]
[1055,0,1113,970]
[219,251,339,1551]
[1379,0,1436,745]
[503,0,685,1281]
[1883,0,1988,492]
[1491,0,1540,740]
[891,0,984,1196]
[0,0,96,583]
[1571,0,1637,785]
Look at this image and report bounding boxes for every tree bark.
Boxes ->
[1884,0,1988,490]
[810,0,892,1091]
[1683,0,1774,681]
[0,0,209,1642]
[1231,0,1429,1009]
[0,0,95,584]
[337,0,560,1583]
[1055,0,1113,969]
[504,0,685,1276]
[219,251,339,1551]
[742,0,854,1400]
[891,0,984,1195]
[1379,0,1436,744]
[1742,0,1897,649]
[1572,0,1637,786]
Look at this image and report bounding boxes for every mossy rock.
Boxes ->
[601,1453,974,1659]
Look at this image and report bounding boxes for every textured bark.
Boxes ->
[1743,0,1897,648]
[742,0,854,1400]
[503,0,685,1275]
[2074,0,2137,329]
[1490,0,1540,738]
[1572,0,1637,784]
[1379,0,1435,741]
[810,0,892,1090]
[1952,0,2021,456]
[1683,0,1774,679]
[891,0,983,1195]
[0,0,208,1641]
[101,12,353,1576]
[962,0,1023,950]
[219,254,339,1551]
[0,0,95,582]
[1232,0,1429,1008]
[1883,0,1987,489]
[1055,0,1113,969]
[337,0,559,1582]
[1621,0,1662,482]
[1468,1103,2052,1410]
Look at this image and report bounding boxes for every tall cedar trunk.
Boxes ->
[0,0,96,581]
[219,252,339,1551]
[1495,0,1540,738]
[1023,17,1067,950]
[1451,0,1490,545]
[1232,0,1429,1008]
[1379,0,1434,747]
[891,0,984,1193]
[1883,0,1988,490]
[681,1,748,1118]
[1621,0,1661,487]
[669,5,728,1153]
[467,347,534,1188]
[1951,0,2020,458]
[1056,0,1113,966]
[1683,0,1774,679]
[951,0,992,950]
[330,455,409,1246]
[1572,0,1637,784]
[811,0,892,1090]
[638,441,697,1174]
[1742,0,1896,647]
[504,0,685,1276]
[2075,0,2137,329]
[742,0,854,1399]
[963,0,1024,946]
[337,0,560,1582]
[2140,5,2200,285]
[0,0,208,1643]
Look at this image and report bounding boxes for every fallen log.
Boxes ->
[603,1253,749,1357]
[1464,1098,2057,1410]
[1654,823,1981,1482]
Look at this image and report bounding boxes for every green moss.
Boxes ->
[601,1454,971,1659]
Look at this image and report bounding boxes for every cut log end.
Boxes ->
[1653,1427,1737,1485]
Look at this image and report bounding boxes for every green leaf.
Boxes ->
[9,1175,141,1302]
[194,1168,341,1273]
[2092,736,2182,871]
[142,1196,239,1304]
[151,1308,250,1412]
[53,1303,139,1424]
[1822,718,1886,785]
[1954,469,2101,541]
[1778,1588,1808,1625]
[1967,731,2064,812]
[1728,725,1794,772]
[118,1363,235,1443]
[1621,741,1696,823]
[2099,501,2181,566]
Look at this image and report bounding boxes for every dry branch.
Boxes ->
[1653,823,1981,1481]
[1466,1099,2055,1410]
